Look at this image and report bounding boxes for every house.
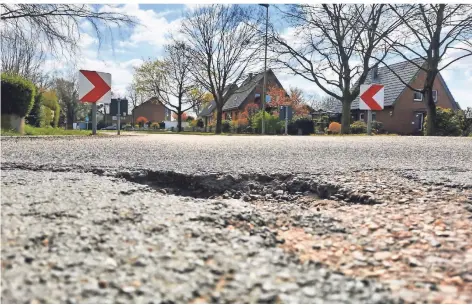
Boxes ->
[132,98,172,123]
[323,59,460,135]
[197,69,287,129]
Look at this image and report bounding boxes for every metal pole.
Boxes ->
[261,4,268,135]
[117,99,121,135]
[367,110,372,135]
[92,103,97,135]
[285,106,288,135]
[368,69,375,136]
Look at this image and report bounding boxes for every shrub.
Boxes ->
[26,89,42,127]
[136,116,148,127]
[328,122,341,134]
[293,118,314,135]
[151,122,160,129]
[159,121,165,129]
[1,73,36,117]
[252,110,281,134]
[371,121,385,134]
[350,120,367,134]
[197,119,204,128]
[222,120,231,133]
[39,90,59,127]
[424,107,462,136]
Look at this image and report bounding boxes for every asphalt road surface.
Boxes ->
[2,134,472,303]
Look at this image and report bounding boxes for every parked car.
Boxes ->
[101,126,117,130]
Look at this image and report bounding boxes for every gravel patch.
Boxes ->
[1,170,398,304]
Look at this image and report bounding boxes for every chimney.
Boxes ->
[372,66,378,82]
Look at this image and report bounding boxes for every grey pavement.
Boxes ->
[1,134,472,303]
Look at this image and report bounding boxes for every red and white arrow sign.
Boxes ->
[79,70,111,103]
[359,84,384,111]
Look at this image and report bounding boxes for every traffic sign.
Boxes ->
[359,84,384,110]
[79,70,111,104]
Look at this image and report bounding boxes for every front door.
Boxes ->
[414,112,424,133]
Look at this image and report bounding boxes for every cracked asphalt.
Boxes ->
[1,134,472,303]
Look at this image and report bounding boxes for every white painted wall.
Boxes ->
[164,121,189,129]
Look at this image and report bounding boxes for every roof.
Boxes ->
[198,100,216,117]
[352,58,425,109]
[437,73,460,110]
[134,97,171,111]
[222,72,266,111]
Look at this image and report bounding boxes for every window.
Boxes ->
[413,91,423,101]
[234,112,238,120]
[359,112,365,121]
[372,112,377,121]
[433,90,438,103]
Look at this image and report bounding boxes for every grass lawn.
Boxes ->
[1,125,103,136]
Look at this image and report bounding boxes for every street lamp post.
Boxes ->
[259,4,269,135]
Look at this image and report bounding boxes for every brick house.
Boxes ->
[349,58,460,135]
[197,69,286,128]
[132,98,172,124]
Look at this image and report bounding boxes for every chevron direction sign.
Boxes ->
[359,84,384,111]
[79,70,111,104]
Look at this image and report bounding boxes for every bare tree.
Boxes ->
[373,4,472,135]
[1,29,46,82]
[126,82,144,125]
[269,4,403,133]
[134,42,205,132]
[309,95,341,113]
[1,4,136,59]
[54,73,81,129]
[178,4,263,134]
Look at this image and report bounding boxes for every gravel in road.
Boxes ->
[1,134,472,303]
[1,170,397,304]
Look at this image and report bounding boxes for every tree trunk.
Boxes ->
[177,111,182,132]
[215,105,223,134]
[424,87,436,136]
[341,99,352,134]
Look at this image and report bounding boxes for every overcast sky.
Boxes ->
[43,3,472,110]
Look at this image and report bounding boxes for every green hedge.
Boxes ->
[350,120,367,134]
[252,111,281,134]
[27,89,60,128]
[1,73,36,117]
[425,107,463,136]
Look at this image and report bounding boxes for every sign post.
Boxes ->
[78,70,111,135]
[359,84,384,136]
[117,99,121,136]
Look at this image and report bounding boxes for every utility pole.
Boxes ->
[259,4,269,135]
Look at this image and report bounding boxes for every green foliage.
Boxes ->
[290,118,314,135]
[39,105,54,127]
[27,89,42,126]
[424,107,462,136]
[23,125,92,136]
[371,121,385,134]
[459,107,472,136]
[251,110,281,134]
[350,120,367,134]
[222,120,231,133]
[1,73,36,117]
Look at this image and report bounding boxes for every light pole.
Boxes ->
[259,4,269,135]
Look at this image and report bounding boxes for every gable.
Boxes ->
[222,69,286,111]
[352,58,425,109]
